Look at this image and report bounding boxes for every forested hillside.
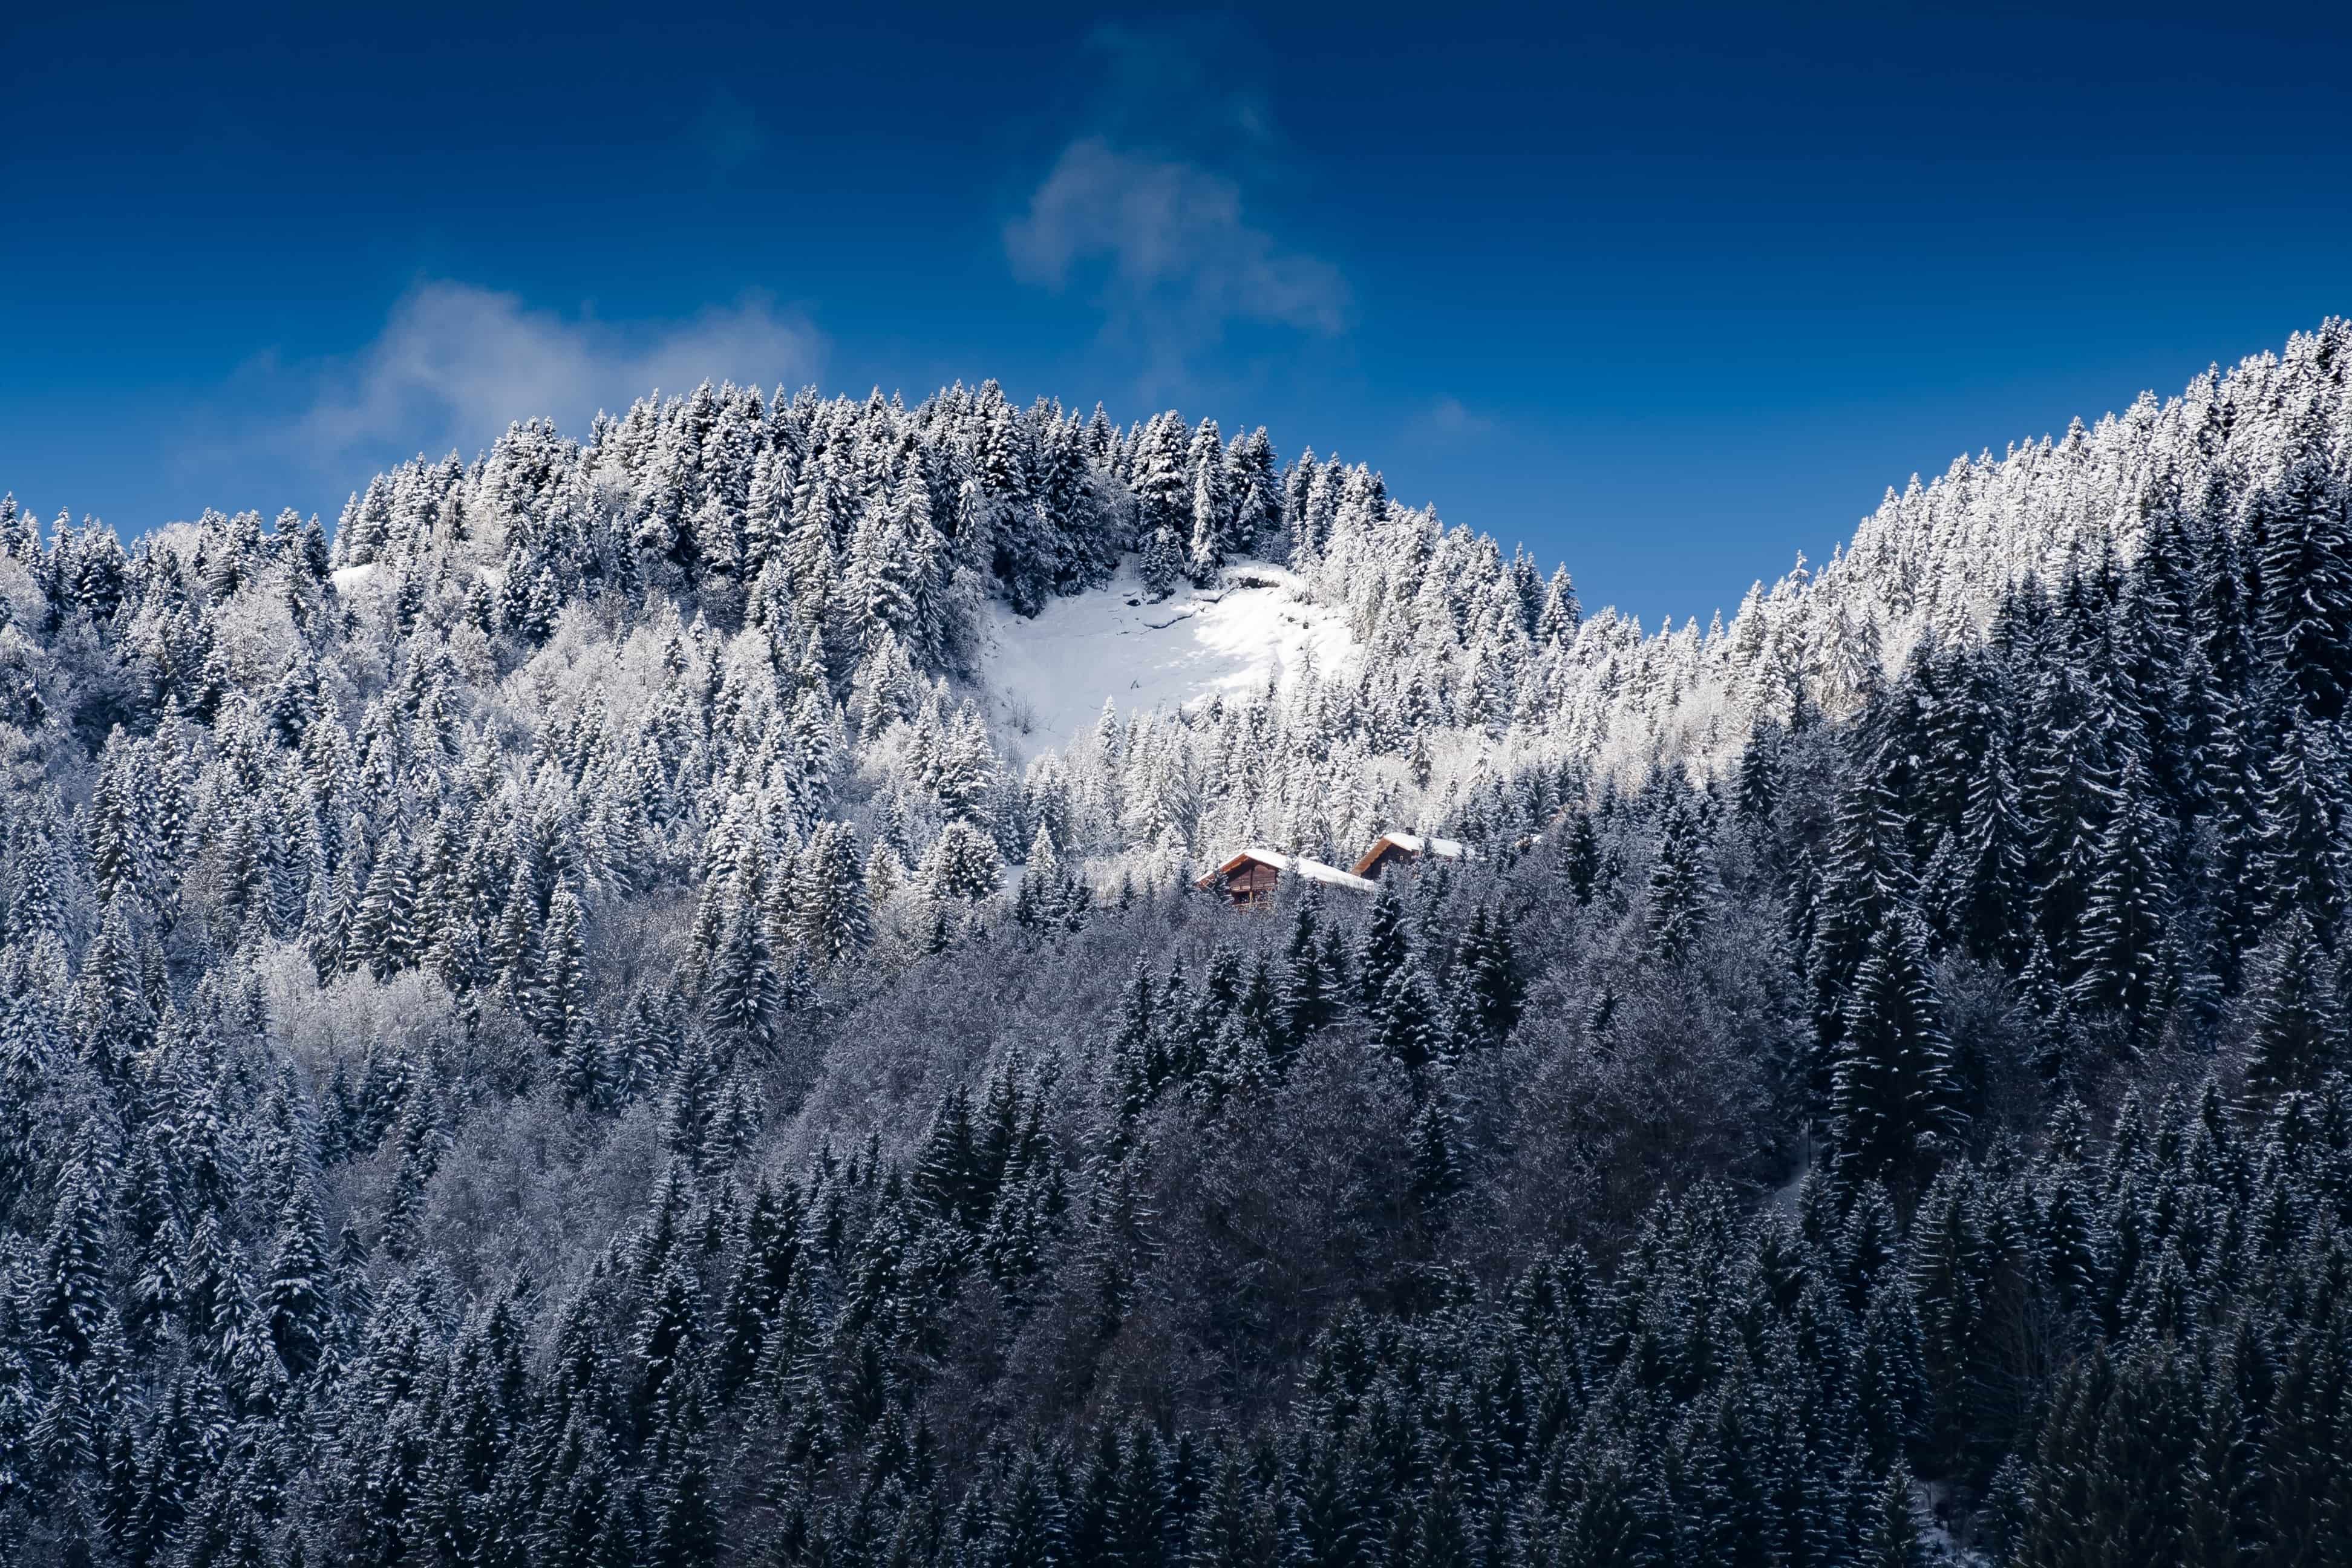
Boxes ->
[1,321,2351,1566]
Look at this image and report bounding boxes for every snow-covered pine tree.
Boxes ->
[2069,753,2174,1039]
[1809,753,1918,1048]
[1829,913,1959,1200]
[2242,910,2338,1102]
[2255,453,2352,722]
[1645,786,1713,964]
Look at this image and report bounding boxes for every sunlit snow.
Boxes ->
[978,561,1357,760]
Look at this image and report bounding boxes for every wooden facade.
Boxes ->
[1198,834,1472,912]
[1348,831,1472,881]
[1352,837,1422,881]
[1196,849,1376,908]
[1210,856,1283,908]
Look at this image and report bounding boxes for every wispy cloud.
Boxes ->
[286,280,822,466]
[1005,25,1347,385]
[1006,138,1348,333]
[1406,396,1498,446]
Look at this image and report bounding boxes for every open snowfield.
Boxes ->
[978,561,1357,760]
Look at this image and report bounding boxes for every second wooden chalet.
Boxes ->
[1349,831,1473,881]
[1195,848,1377,909]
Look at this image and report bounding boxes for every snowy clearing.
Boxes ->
[978,561,1357,760]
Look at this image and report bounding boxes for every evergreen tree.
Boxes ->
[1452,901,1525,1047]
[261,1181,332,1380]
[1829,915,1960,1199]
[88,736,149,909]
[1645,789,1711,963]
[2070,753,2173,1039]
[2243,910,2337,1101]
[631,1252,703,1414]
[1857,1465,1926,1568]
[1410,1090,1463,1215]
[920,821,1002,903]
[1281,904,1339,1044]
[793,820,874,966]
[1138,526,1184,600]
[648,1379,722,1568]
[1186,417,1231,586]
[1357,880,1410,1004]
[1949,727,2031,967]
[659,1036,726,1168]
[2020,661,2118,967]
[1375,958,1446,1072]
[1560,809,1603,905]
[38,1133,114,1366]
[354,842,419,980]
[2255,717,2344,940]
[537,883,592,1053]
[2255,456,2352,720]
[1809,758,1917,1045]
[704,898,782,1063]
[1732,722,1782,831]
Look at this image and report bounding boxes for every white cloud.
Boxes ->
[1005,137,1348,361]
[292,281,822,465]
[1408,396,1498,445]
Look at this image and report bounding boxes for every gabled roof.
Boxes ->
[1196,847,1377,894]
[1348,831,1474,879]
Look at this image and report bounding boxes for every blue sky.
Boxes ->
[2,1,2348,621]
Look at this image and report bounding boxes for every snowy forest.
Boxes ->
[1,318,2351,1566]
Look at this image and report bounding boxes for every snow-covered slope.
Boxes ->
[976,561,1356,760]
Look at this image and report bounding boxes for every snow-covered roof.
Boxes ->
[1197,847,1377,895]
[1380,832,1469,860]
[1348,831,1475,879]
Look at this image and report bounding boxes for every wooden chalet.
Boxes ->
[1349,831,1473,881]
[1195,848,1377,909]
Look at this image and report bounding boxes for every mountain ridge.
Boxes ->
[3,320,2352,1565]
[11,319,2348,863]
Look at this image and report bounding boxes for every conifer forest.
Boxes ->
[8,320,2352,1567]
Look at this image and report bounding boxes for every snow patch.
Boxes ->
[330,563,381,593]
[978,560,1356,760]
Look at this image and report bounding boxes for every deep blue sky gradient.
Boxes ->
[4,1,2348,620]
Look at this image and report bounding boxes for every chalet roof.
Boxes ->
[1348,831,1474,879]
[1195,847,1377,895]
